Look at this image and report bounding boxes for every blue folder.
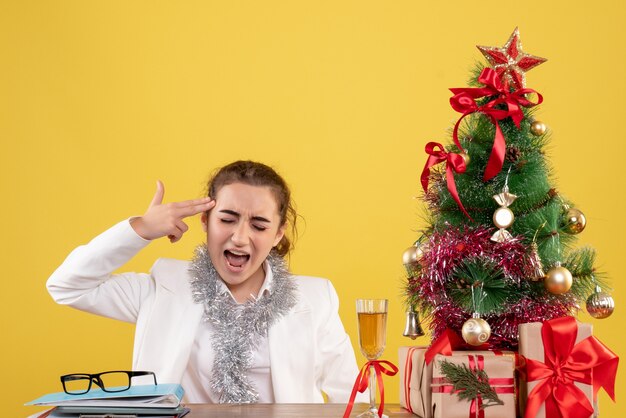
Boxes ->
[25,384,184,408]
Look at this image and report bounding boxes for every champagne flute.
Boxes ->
[356,299,388,418]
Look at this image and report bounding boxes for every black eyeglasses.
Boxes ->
[60,370,157,395]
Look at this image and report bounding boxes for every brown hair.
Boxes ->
[206,160,298,257]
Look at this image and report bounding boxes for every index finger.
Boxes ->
[170,196,213,209]
[176,199,215,219]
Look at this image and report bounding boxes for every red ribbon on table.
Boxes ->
[421,141,471,220]
[449,67,542,181]
[431,354,515,418]
[343,360,399,418]
[524,316,619,418]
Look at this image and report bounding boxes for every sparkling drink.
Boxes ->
[357,312,387,360]
[355,299,389,418]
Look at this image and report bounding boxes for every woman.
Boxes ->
[47,161,362,404]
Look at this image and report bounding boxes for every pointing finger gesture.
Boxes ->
[130,180,215,243]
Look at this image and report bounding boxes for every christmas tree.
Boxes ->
[403,28,615,350]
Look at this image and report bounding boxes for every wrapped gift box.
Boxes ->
[519,320,597,418]
[431,352,517,418]
[399,346,432,418]
[399,347,517,418]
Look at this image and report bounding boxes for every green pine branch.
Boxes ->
[566,247,610,295]
[447,258,513,315]
[439,359,504,409]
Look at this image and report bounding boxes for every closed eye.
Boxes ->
[220,219,235,224]
[252,224,268,231]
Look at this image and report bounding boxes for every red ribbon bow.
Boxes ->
[449,67,542,181]
[524,316,619,418]
[424,328,494,365]
[421,142,471,220]
[425,328,467,365]
[343,360,399,418]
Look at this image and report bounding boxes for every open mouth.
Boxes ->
[224,250,250,270]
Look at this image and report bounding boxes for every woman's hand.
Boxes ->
[130,180,215,243]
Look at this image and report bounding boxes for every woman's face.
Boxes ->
[202,182,285,294]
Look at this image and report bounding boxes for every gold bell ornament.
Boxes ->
[586,285,615,319]
[402,305,425,339]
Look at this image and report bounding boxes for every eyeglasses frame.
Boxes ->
[60,370,158,395]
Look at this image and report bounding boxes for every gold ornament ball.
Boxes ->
[460,151,470,167]
[562,208,586,234]
[545,265,573,294]
[586,291,615,319]
[530,121,547,136]
[493,207,514,229]
[461,317,491,346]
[402,245,424,269]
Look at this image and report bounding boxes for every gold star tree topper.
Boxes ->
[477,27,546,89]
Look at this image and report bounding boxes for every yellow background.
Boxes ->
[2,1,625,416]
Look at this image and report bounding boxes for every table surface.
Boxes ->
[186,403,413,417]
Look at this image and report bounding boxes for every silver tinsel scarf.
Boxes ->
[188,245,298,403]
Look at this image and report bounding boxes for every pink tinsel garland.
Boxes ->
[413,226,575,349]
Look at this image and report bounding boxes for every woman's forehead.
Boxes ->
[213,183,279,216]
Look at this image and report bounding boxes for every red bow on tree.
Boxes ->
[524,317,619,418]
[449,67,542,181]
[421,142,471,220]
